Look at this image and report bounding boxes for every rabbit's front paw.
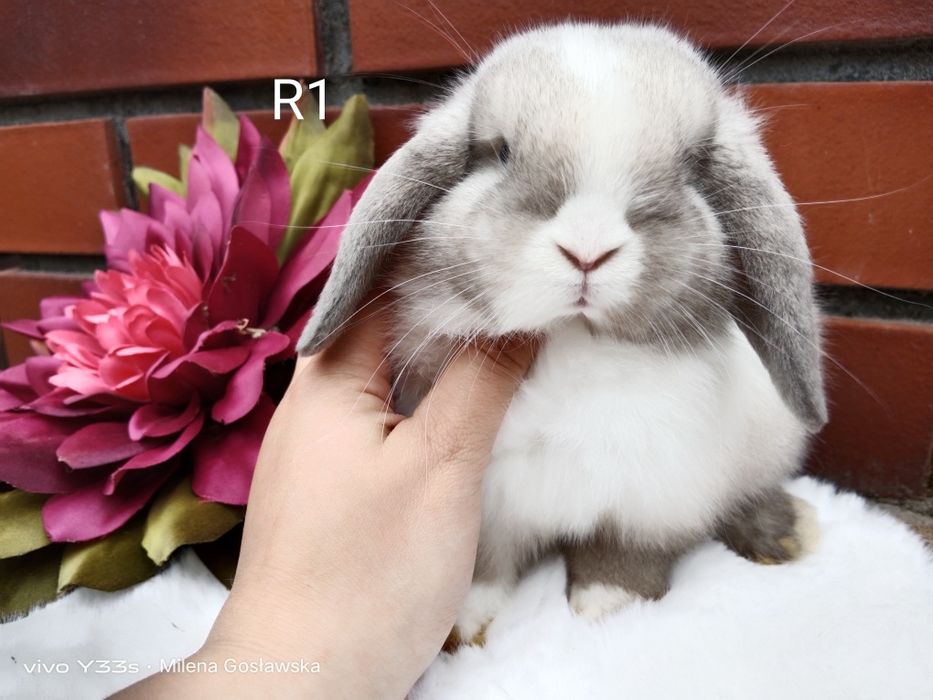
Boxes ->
[444,581,512,651]
[569,582,641,621]
[719,490,821,565]
[753,495,821,564]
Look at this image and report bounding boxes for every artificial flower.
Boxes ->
[0,89,372,558]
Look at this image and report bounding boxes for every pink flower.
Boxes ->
[0,118,369,543]
[47,247,202,401]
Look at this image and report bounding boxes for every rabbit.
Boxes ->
[298,22,826,644]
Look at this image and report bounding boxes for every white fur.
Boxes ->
[456,582,513,642]
[480,317,804,551]
[453,317,805,632]
[3,479,931,699]
[568,582,642,620]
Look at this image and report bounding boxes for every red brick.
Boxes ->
[0,271,88,367]
[348,0,933,72]
[0,0,317,98]
[0,119,125,255]
[751,82,933,291]
[807,317,933,498]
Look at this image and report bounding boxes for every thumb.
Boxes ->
[408,336,538,468]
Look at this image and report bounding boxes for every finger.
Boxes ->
[406,335,538,467]
[293,297,394,403]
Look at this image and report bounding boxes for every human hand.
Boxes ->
[124,305,535,698]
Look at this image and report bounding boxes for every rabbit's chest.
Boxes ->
[482,320,804,540]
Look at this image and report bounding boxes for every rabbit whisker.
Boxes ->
[230,218,473,232]
[690,271,886,409]
[360,234,485,250]
[718,0,797,71]
[311,259,483,348]
[307,158,453,194]
[396,1,474,64]
[424,0,479,62]
[686,240,933,311]
[722,22,847,83]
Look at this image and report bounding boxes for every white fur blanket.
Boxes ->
[2,478,931,699]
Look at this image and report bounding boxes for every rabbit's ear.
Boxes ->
[702,97,827,431]
[297,97,470,355]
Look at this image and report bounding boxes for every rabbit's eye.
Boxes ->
[494,138,511,166]
[626,199,682,228]
[467,137,511,171]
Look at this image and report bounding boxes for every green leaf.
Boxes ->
[202,87,240,160]
[58,518,158,592]
[0,546,62,621]
[280,93,374,260]
[179,144,193,190]
[0,490,51,559]
[132,166,184,197]
[142,477,243,566]
[279,91,326,174]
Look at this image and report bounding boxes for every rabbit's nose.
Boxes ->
[556,244,621,272]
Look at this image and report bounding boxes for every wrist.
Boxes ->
[202,585,410,699]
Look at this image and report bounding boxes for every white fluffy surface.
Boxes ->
[416,479,933,700]
[0,550,225,699]
[3,478,932,700]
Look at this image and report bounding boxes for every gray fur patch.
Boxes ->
[717,486,802,563]
[297,95,472,355]
[697,120,828,431]
[562,526,691,600]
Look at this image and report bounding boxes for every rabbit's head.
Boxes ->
[299,23,827,431]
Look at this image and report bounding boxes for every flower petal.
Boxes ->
[0,414,98,494]
[43,465,173,542]
[104,411,204,493]
[148,183,186,221]
[147,321,244,404]
[206,226,279,325]
[128,397,201,440]
[40,296,82,320]
[27,388,117,418]
[0,388,25,411]
[193,394,275,504]
[56,422,149,469]
[232,136,290,250]
[25,356,63,395]
[101,208,164,272]
[0,363,33,401]
[211,332,289,424]
[234,115,262,182]
[152,346,250,382]
[261,188,350,328]
[187,127,239,231]
[3,319,43,340]
[189,191,224,279]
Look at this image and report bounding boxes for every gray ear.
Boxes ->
[701,98,827,432]
[297,96,470,355]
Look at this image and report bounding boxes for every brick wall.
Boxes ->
[1,0,931,499]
